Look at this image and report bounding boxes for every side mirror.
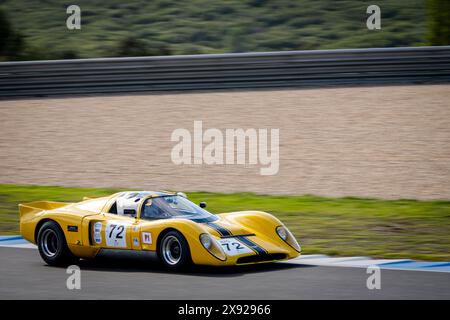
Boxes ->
[199,202,207,208]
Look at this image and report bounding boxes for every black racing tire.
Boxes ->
[37,221,78,266]
[158,230,191,270]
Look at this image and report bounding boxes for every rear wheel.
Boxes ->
[37,221,78,266]
[158,230,191,270]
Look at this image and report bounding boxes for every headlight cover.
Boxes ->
[276,226,301,252]
[200,233,212,249]
[200,233,227,261]
[276,226,288,240]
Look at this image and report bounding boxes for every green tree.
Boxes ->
[0,9,12,55]
[0,9,25,59]
[427,0,450,45]
[114,36,171,57]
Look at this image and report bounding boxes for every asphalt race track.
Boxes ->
[0,247,448,300]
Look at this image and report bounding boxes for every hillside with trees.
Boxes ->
[0,0,448,61]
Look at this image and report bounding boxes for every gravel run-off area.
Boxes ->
[1,84,449,200]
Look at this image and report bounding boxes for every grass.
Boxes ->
[1,184,449,261]
[0,0,429,60]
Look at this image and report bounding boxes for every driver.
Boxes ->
[142,199,170,219]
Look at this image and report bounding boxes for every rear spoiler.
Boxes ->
[18,201,70,218]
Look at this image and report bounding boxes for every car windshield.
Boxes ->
[140,195,217,222]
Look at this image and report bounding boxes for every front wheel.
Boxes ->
[158,230,191,270]
[37,221,78,266]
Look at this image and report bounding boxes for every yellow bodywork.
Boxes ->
[19,192,301,266]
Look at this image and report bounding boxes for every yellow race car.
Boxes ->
[19,191,301,269]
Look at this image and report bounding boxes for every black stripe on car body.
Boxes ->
[220,233,255,239]
[206,222,232,237]
[236,235,268,255]
[202,223,267,256]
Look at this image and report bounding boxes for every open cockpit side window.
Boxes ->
[108,201,117,214]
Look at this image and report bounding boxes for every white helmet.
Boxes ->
[116,192,149,216]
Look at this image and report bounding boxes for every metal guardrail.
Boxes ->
[1,46,449,97]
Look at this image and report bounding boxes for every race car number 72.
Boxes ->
[222,241,244,251]
[217,238,253,256]
[105,221,128,247]
[109,224,124,238]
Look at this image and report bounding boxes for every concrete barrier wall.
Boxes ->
[1,46,450,97]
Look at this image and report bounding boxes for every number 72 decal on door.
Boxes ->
[105,221,128,248]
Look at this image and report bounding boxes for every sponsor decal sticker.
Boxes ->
[93,222,102,244]
[142,232,152,244]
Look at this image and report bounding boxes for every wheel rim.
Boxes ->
[41,229,59,257]
[162,235,182,265]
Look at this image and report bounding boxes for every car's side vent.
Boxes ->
[124,209,136,216]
